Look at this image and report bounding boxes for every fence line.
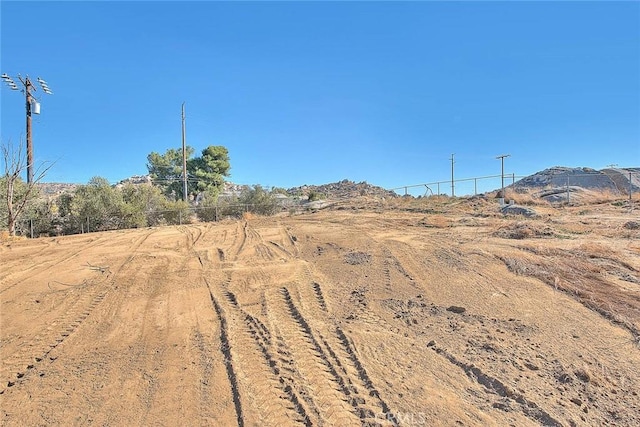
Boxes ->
[11,201,308,238]
[6,171,640,238]
[391,173,522,197]
[391,171,640,198]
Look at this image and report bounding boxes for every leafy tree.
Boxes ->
[188,146,230,197]
[120,183,167,227]
[146,146,194,201]
[147,145,230,201]
[240,185,278,216]
[68,177,124,232]
[196,185,279,222]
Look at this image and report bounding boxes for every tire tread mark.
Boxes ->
[206,287,245,427]
[222,290,311,426]
[279,287,372,425]
[335,327,397,425]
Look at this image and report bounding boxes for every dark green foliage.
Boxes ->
[146,147,194,200]
[147,145,230,201]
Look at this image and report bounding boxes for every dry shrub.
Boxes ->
[582,189,629,205]
[493,221,555,239]
[499,248,640,339]
[418,215,450,228]
[623,221,640,230]
[576,242,614,258]
[508,189,547,206]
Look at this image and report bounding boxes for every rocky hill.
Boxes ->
[286,179,398,200]
[513,166,640,194]
[35,182,78,196]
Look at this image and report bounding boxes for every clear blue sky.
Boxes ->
[1,1,639,194]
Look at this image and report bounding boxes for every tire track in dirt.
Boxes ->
[292,262,398,425]
[0,235,110,295]
[296,264,329,313]
[0,288,107,394]
[272,286,398,426]
[265,287,356,426]
[233,222,249,261]
[205,282,246,427]
[213,281,313,426]
[0,229,157,395]
[427,342,562,427]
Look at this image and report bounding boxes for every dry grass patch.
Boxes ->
[498,246,640,339]
[493,221,556,239]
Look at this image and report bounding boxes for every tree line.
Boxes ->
[1,143,281,237]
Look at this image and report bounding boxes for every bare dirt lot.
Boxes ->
[1,198,639,426]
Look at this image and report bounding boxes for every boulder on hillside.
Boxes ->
[500,204,538,217]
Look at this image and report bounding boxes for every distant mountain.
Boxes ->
[513,166,640,194]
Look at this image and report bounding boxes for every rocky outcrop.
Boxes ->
[287,179,398,200]
[513,166,639,194]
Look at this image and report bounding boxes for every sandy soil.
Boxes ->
[1,199,639,426]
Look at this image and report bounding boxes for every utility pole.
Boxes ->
[181,102,188,203]
[1,74,53,184]
[496,154,510,204]
[450,153,455,197]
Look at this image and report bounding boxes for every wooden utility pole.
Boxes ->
[1,73,53,184]
[181,102,188,202]
[24,77,34,184]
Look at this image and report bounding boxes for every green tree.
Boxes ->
[147,145,230,201]
[120,183,167,227]
[240,185,278,216]
[67,177,124,232]
[189,146,230,197]
[146,146,194,201]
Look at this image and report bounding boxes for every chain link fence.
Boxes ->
[392,170,640,199]
[10,201,310,238]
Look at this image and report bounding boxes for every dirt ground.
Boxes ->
[1,198,639,426]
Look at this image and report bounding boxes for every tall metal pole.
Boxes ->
[496,154,510,202]
[181,102,188,203]
[450,153,455,197]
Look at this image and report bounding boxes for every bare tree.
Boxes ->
[1,139,53,236]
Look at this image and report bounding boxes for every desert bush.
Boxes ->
[308,191,325,202]
[160,200,192,225]
[241,185,278,216]
[493,221,555,239]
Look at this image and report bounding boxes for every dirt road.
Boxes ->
[1,207,639,426]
